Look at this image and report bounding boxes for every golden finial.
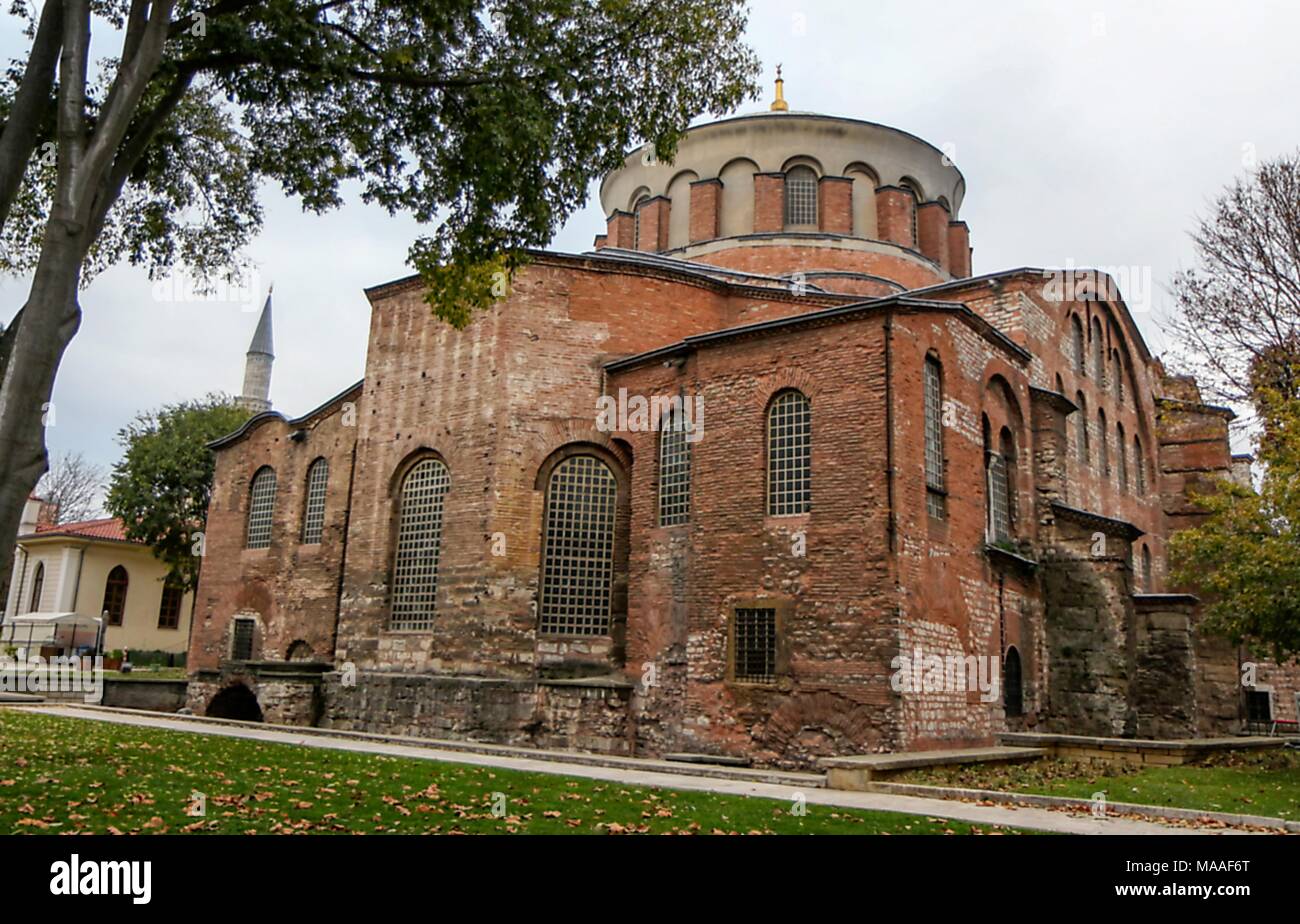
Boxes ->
[770,64,789,112]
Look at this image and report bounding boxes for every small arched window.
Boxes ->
[1004,646,1023,717]
[245,466,277,549]
[390,457,451,631]
[784,166,818,227]
[1134,435,1147,493]
[1098,409,1110,477]
[28,562,44,612]
[539,454,617,636]
[1112,351,1125,403]
[301,457,329,544]
[102,565,128,626]
[1141,545,1153,592]
[767,390,812,516]
[899,178,923,245]
[1070,316,1085,375]
[923,357,946,518]
[1091,317,1106,385]
[1075,392,1090,465]
[658,406,692,526]
[1117,423,1128,491]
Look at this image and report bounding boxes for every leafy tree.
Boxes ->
[36,449,104,522]
[1167,150,1300,406]
[104,393,248,593]
[1169,382,1300,660]
[0,0,760,612]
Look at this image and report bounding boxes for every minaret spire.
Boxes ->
[239,286,274,413]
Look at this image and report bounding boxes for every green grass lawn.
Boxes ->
[894,748,1300,819]
[0,710,1027,835]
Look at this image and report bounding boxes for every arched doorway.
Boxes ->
[1004,647,1023,717]
[206,683,263,721]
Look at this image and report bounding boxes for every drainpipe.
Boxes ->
[883,314,897,558]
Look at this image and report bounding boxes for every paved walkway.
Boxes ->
[9,704,1256,835]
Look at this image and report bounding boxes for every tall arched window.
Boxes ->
[900,178,923,245]
[985,424,1013,543]
[102,565,128,626]
[632,195,649,249]
[1141,545,1153,591]
[539,454,617,636]
[784,166,818,227]
[301,457,329,544]
[28,562,44,612]
[245,466,277,549]
[1004,646,1023,717]
[1071,316,1085,375]
[658,407,691,526]
[1091,317,1106,385]
[390,458,451,631]
[924,357,946,518]
[1075,392,1090,465]
[767,390,812,516]
[1134,435,1146,493]
[1112,351,1125,403]
[1098,408,1110,477]
[1117,422,1128,491]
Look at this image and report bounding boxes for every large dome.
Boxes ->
[594,80,972,296]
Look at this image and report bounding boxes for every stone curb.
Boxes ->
[2,701,823,789]
[862,780,1300,832]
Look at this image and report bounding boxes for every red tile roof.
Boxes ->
[29,517,141,544]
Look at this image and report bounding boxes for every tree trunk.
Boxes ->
[0,220,85,614]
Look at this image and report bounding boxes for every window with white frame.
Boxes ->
[767,390,811,516]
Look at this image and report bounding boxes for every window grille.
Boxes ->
[301,458,329,544]
[539,455,617,636]
[658,409,691,526]
[389,458,451,630]
[784,167,818,226]
[245,467,277,549]
[987,453,1010,542]
[733,607,777,683]
[232,617,255,660]
[157,582,184,629]
[102,565,128,626]
[767,391,811,516]
[924,358,945,518]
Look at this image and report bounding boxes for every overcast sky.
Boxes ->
[2,0,1298,492]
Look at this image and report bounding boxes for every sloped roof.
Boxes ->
[25,517,141,545]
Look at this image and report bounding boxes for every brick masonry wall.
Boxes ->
[189,392,359,677]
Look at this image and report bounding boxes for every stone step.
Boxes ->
[822,746,1047,790]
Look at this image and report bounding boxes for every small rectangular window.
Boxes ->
[733,607,778,684]
[232,617,255,661]
[157,582,184,629]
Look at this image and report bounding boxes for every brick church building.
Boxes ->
[187,77,1299,766]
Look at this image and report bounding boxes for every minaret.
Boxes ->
[239,289,274,413]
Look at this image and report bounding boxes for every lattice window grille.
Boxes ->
[539,455,617,636]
